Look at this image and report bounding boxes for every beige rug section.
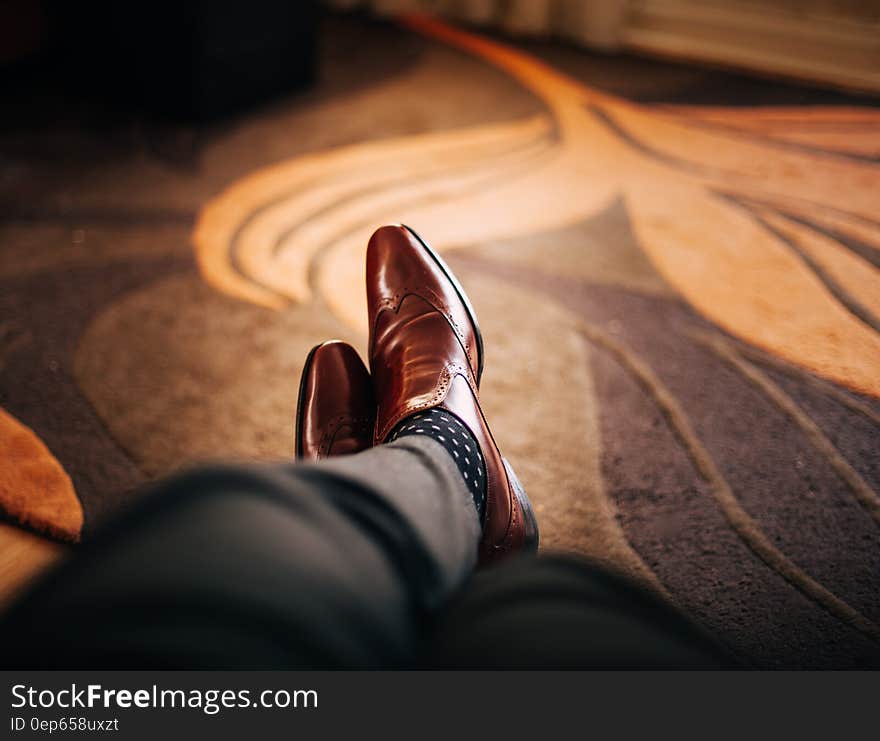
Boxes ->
[461,270,665,597]
[74,273,357,476]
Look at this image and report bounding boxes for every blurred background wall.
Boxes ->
[329,0,880,93]
[2,0,877,115]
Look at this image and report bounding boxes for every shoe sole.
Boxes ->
[294,342,322,460]
[402,224,485,387]
[503,457,540,552]
[401,226,535,549]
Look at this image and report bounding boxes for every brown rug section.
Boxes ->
[0,256,189,537]
[1,13,879,667]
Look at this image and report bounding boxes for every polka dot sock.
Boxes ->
[387,408,487,522]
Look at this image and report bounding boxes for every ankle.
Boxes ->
[387,408,486,522]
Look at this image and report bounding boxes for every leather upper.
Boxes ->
[366,224,528,563]
[296,340,374,461]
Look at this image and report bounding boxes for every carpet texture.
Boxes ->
[1,13,878,667]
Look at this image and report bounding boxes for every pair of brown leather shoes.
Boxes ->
[295,225,538,564]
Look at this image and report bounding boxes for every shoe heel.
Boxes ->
[502,457,539,552]
[294,343,322,460]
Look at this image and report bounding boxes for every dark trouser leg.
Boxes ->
[2,439,735,669]
[0,437,479,668]
[421,555,738,668]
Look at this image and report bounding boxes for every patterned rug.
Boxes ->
[1,13,878,667]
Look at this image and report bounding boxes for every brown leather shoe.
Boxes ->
[367,224,539,564]
[295,340,375,461]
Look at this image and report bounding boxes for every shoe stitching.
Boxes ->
[318,414,374,457]
[375,362,477,444]
[374,287,477,372]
